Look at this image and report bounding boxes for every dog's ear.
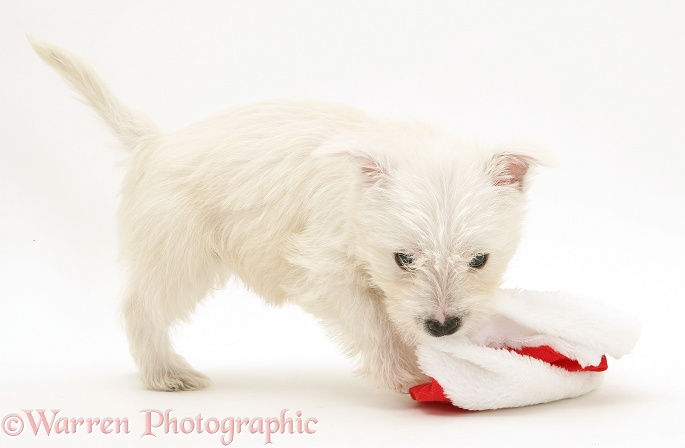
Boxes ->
[313,135,390,185]
[489,153,533,190]
[488,149,554,191]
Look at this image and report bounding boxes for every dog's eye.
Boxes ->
[469,253,489,269]
[394,252,414,270]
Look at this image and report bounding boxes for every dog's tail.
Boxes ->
[29,37,160,150]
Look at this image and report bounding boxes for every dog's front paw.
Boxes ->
[141,365,211,392]
[384,372,431,394]
[358,360,429,393]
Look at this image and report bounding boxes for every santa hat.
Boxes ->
[409,289,640,410]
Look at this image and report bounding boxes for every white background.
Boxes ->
[1,1,684,447]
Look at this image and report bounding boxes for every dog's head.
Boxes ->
[318,126,549,345]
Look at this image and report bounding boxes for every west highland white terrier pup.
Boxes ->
[31,39,548,392]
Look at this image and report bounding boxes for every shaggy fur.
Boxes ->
[30,38,549,392]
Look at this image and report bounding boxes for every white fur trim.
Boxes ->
[417,343,604,410]
[417,289,639,409]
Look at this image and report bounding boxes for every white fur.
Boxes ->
[30,39,548,392]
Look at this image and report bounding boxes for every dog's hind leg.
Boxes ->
[123,296,210,391]
[121,236,221,391]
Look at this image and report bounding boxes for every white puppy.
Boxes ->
[31,39,547,392]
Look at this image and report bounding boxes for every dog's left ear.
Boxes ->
[313,135,390,186]
[488,149,553,192]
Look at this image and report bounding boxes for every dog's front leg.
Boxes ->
[301,285,429,392]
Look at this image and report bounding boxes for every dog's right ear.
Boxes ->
[313,135,391,186]
[488,147,555,193]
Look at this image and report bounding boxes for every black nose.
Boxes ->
[425,316,461,337]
